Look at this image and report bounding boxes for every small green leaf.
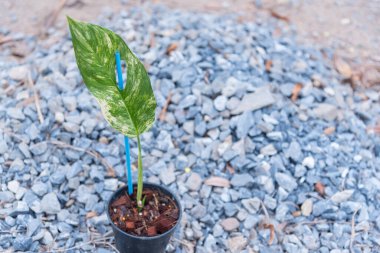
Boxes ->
[138,195,146,212]
[67,17,156,137]
[142,195,146,206]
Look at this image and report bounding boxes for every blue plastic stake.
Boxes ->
[115,51,133,195]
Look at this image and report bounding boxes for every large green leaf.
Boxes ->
[67,17,156,137]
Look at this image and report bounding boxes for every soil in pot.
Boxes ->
[109,186,179,237]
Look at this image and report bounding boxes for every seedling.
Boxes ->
[67,17,157,209]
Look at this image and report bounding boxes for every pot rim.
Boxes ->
[106,182,182,240]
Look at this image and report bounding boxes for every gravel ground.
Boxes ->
[1,4,380,253]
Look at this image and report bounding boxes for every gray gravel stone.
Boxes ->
[13,200,29,213]
[13,235,32,251]
[244,215,259,229]
[302,156,315,169]
[313,103,338,121]
[301,199,313,216]
[228,235,248,252]
[57,222,73,233]
[10,158,24,171]
[66,163,82,179]
[25,124,40,140]
[241,198,261,214]
[222,77,239,97]
[27,219,41,237]
[226,97,240,111]
[181,95,197,108]
[18,142,31,158]
[63,122,80,132]
[42,230,54,245]
[7,180,20,193]
[182,121,194,135]
[159,167,175,185]
[214,95,227,111]
[0,140,8,154]
[22,190,39,206]
[330,189,354,204]
[231,173,254,187]
[185,172,202,191]
[294,165,307,178]
[340,201,362,213]
[104,179,118,191]
[220,217,239,231]
[62,96,77,111]
[285,141,303,162]
[313,200,335,216]
[83,118,98,134]
[267,131,283,141]
[260,144,277,156]
[302,232,320,250]
[264,195,277,210]
[191,205,207,219]
[68,178,80,189]
[31,182,48,197]
[275,173,297,192]
[224,203,238,216]
[231,86,275,115]
[213,223,224,237]
[5,216,15,227]
[195,121,207,136]
[7,108,25,120]
[50,171,66,185]
[175,155,188,170]
[9,65,28,81]
[57,209,70,222]
[236,111,253,138]
[40,192,61,214]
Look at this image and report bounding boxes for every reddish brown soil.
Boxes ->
[109,186,179,237]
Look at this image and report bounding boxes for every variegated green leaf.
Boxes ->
[67,17,156,137]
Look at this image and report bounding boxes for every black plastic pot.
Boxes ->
[107,183,182,253]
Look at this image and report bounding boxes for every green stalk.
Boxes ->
[136,134,143,210]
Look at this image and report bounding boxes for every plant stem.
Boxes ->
[136,134,143,209]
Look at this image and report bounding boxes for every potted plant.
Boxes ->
[67,17,182,253]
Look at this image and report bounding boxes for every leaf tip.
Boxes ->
[66,16,80,28]
[66,15,73,23]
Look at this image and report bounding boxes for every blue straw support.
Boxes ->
[115,51,124,89]
[115,51,133,195]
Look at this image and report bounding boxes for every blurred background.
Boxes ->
[1,0,380,80]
